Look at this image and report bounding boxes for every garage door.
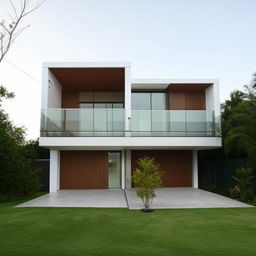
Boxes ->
[131,150,192,187]
[60,151,108,189]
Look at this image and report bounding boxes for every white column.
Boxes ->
[125,150,131,188]
[125,66,131,134]
[49,150,60,192]
[121,150,125,189]
[192,150,198,188]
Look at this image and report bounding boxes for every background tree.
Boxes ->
[0,1,46,201]
[221,90,247,140]
[0,0,45,63]
[224,75,256,168]
[23,138,50,159]
[0,89,41,201]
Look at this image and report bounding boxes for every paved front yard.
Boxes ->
[16,189,127,208]
[126,188,252,209]
[16,188,252,209]
[1,194,256,256]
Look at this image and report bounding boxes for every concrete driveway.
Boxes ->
[16,189,127,208]
[16,188,252,209]
[125,188,253,209]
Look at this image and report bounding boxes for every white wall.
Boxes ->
[205,84,214,111]
[41,68,49,109]
[205,82,221,136]
[213,81,221,128]
[205,82,221,120]
[47,70,62,108]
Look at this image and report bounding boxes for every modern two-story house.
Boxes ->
[39,62,221,193]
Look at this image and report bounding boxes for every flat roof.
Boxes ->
[131,79,218,90]
[42,61,131,68]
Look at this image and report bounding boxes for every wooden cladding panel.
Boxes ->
[169,91,205,110]
[50,68,124,92]
[61,91,79,108]
[131,150,192,187]
[169,92,186,110]
[168,83,211,91]
[185,91,206,110]
[60,151,108,189]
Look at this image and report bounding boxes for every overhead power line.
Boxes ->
[5,59,41,85]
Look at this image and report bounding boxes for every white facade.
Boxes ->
[40,62,222,192]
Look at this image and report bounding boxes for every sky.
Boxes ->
[0,0,255,139]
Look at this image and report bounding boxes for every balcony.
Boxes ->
[40,109,217,137]
[41,108,125,137]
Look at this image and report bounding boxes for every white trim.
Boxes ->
[132,78,219,84]
[43,61,131,68]
[40,137,221,150]
[192,150,198,188]
[131,79,219,90]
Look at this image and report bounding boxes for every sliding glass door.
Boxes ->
[108,152,121,188]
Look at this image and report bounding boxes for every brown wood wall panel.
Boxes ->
[168,83,211,91]
[50,68,125,92]
[185,91,206,110]
[60,151,108,189]
[169,92,186,110]
[168,91,205,110]
[131,150,192,187]
[61,91,79,108]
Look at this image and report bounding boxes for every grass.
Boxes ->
[0,194,256,256]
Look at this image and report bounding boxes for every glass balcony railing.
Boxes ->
[40,109,218,137]
[41,108,125,137]
[131,110,216,137]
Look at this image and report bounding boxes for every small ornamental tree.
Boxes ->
[132,157,163,210]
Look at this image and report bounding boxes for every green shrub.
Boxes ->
[229,167,255,203]
[206,185,228,196]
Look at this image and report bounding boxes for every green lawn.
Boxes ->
[1,194,256,256]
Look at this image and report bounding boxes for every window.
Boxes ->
[94,103,106,108]
[80,103,93,108]
[80,103,124,108]
[131,93,151,110]
[132,92,166,110]
[152,93,166,110]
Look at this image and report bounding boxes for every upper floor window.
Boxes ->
[80,103,124,109]
[132,92,166,110]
